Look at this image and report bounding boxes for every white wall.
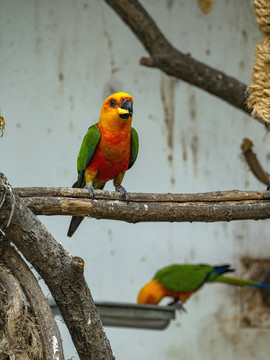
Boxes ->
[1,1,270,359]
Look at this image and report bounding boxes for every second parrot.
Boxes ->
[137,264,270,307]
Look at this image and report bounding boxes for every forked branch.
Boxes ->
[104,0,251,117]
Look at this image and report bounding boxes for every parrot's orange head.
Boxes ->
[137,280,166,305]
[99,92,133,132]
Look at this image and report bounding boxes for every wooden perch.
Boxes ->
[241,138,270,186]
[14,187,270,222]
[104,0,251,117]
[0,190,115,360]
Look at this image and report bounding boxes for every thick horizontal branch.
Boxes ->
[14,187,270,223]
[14,187,270,202]
[104,0,251,117]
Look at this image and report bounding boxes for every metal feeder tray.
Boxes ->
[49,300,176,330]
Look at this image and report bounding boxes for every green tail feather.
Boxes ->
[211,275,270,289]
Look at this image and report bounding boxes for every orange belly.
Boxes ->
[164,287,199,303]
[86,127,131,183]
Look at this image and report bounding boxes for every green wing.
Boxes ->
[128,127,139,170]
[76,124,101,187]
[154,264,215,293]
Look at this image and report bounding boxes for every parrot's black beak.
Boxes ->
[119,99,133,119]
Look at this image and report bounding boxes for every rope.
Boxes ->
[247,0,270,124]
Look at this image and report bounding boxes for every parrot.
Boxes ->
[67,92,138,237]
[137,264,270,308]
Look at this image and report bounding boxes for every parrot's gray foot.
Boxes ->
[267,184,270,191]
[115,185,129,202]
[0,173,16,229]
[168,299,187,313]
[84,183,95,199]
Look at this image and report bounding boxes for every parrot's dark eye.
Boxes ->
[109,99,117,107]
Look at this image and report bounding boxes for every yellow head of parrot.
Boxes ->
[137,280,166,305]
[99,92,133,132]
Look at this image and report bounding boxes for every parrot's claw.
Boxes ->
[84,183,95,199]
[168,299,187,313]
[0,173,16,229]
[115,185,129,202]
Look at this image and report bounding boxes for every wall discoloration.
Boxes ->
[102,18,118,75]
[160,74,175,186]
[190,134,199,176]
[198,307,270,360]
[189,91,197,121]
[180,132,188,163]
[240,258,270,328]
[58,39,65,92]
[166,0,174,10]
[197,0,213,14]
[160,75,175,151]
[58,72,64,81]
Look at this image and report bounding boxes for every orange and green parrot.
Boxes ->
[137,264,270,309]
[67,92,138,237]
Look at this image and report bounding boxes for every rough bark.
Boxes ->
[241,138,270,186]
[0,191,115,360]
[104,0,251,117]
[14,187,270,223]
[0,241,64,360]
[0,263,44,359]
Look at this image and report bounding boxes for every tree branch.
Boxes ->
[241,138,270,186]
[104,0,251,117]
[0,187,115,360]
[0,263,44,359]
[14,187,270,223]
[0,241,64,360]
